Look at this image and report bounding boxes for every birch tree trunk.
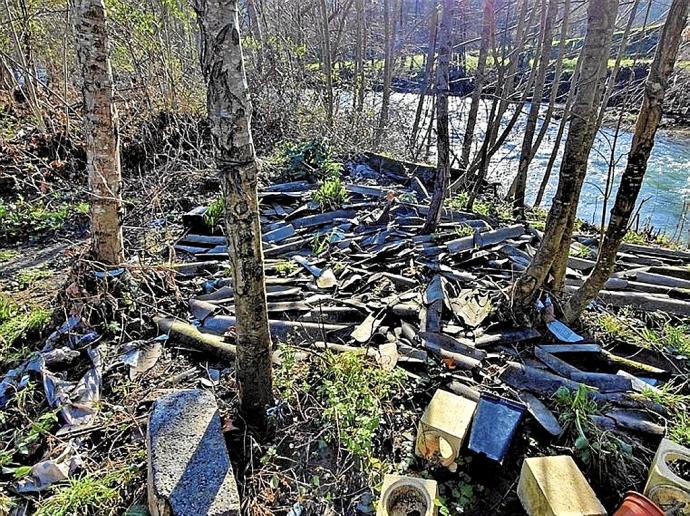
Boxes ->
[74,0,124,265]
[376,0,396,143]
[563,0,689,322]
[512,0,619,310]
[422,0,452,234]
[194,0,273,428]
[510,0,557,217]
[319,0,334,125]
[461,0,494,166]
[409,5,439,152]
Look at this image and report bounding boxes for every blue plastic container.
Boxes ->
[468,393,526,462]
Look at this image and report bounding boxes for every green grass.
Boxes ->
[35,466,138,516]
[203,197,224,229]
[0,250,18,263]
[590,311,690,358]
[318,352,403,458]
[274,139,343,182]
[669,412,690,447]
[445,192,492,217]
[274,259,298,276]
[0,293,52,363]
[17,267,55,290]
[312,174,349,211]
[0,198,85,241]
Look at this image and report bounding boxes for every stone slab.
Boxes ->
[147,389,240,516]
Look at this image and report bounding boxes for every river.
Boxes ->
[389,92,690,240]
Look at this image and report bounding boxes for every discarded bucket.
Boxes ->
[613,491,663,516]
[468,393,525,462]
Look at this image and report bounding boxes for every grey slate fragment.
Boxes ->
[147,389,240,516]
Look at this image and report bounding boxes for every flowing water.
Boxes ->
[389,92,690,240]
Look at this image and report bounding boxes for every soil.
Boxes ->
[669,457,690,482]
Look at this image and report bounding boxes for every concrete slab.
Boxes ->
[147,389,240,516]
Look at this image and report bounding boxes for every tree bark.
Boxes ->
[534,56,582,208]
[74,0,124,265]
[510,0,557,217]
[563,0,689,322]
[461,0,494,166]
[193,0,273,429]
[421,0,452,234]
[409,5,439,152]
[376,0,396,143]
[319,0,334,125]
[512,0,619,310]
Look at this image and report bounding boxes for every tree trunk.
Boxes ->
[510,0,557,217]
[319,0,334,125]
[534,56,582,208]
[409,5,439,152]
[193,0,273,429]
[376,0,396,143]
[421,0,452,234]
[461,0,494,166]
[74,0,124,265]
[512,0,619,310]
[487,0,534,148]
[563,0,689,322]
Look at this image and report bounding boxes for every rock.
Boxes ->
[147,389,240,516]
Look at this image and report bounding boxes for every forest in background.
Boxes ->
[1,0,690,514]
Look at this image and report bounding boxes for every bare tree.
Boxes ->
[194,0,273,429]
[510,0,557,217]
[563,0,689,322]
[512,0,619,310]
[422,0,452,234]
[461,0,494,166]
[409,5,439,152]
[74,0,124,265]
[376,0,397,143]
[319,0,334,125]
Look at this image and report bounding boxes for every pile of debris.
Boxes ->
[150,155,690,513]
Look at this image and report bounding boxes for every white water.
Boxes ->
[386,92,690,239]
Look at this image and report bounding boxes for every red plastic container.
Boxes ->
[613,491,664,516]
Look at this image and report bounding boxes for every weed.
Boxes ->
[17,267,54,290]
[318,351,403,458]
[203,197,225,229]
[554,385,639,483]
[274,260,297,277]
[444,192,491,217]
[641,384,690,446]
[0,250,18,263]
[623,230,647,245]
[574,245,594,259]
[0,296,52,362]
[311,233,331,255]
[436,456,482,514]
[0,197,82,241]
[669,412,690,447]
[312,174,349,211]
[0,488,13,514]
[274,344,310,402]
[277,139,343,181]
[454,225,474,237]
[16,412,58,455]
[35,466,138,516]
